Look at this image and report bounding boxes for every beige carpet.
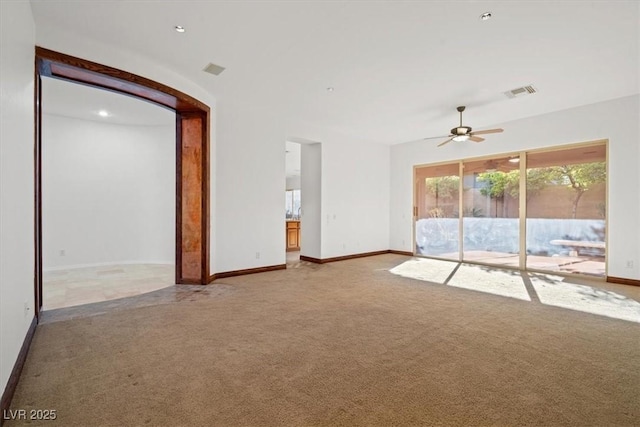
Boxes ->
[8,254,640,426]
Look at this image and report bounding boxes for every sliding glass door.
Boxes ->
[414,163,459,260]
[462,156,520,267]
[413,141,607,278]
[525,145,606,276]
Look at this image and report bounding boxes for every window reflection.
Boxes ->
[285,189,301,220]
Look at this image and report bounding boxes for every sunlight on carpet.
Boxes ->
[389,258,640,323]
[530,273,640,323]
[387,258,457,284]
[447,264,531,301]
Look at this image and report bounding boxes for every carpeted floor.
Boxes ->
[7,254,640,426]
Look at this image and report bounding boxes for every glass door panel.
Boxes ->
[462,157,520,266]
[526,144,606,276]
[415,163,460,260]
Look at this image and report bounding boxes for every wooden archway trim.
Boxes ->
[34,47,211,315]
[36,47,208,112]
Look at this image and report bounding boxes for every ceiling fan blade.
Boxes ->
[437,137,454,147]
[469,136,485,143]
[471,128,504,136]
[422,134,451,141]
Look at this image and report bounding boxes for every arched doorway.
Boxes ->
[34,47,211,317]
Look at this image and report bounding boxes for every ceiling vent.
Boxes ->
[504,84,537,99]
[203,62,226,76]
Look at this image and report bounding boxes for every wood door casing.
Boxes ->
[177,113,207,282]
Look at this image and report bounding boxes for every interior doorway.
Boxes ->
[40,77,176,310]
[34,47,211,318]
[285,141,302,263]
[285,137,322,264]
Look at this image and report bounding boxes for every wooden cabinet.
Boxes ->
[286,220,300,251]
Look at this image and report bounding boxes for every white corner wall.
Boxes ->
[390,95,640,280]
[321,136,390,258]
[215,102,391,270]
[214,103,287,272]
[42,114,175,270]
[301,143,322,259]
[0,0,35,395]
[289,126,391,260]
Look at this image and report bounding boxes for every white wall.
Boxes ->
[42,114,175,270]
[0,0,35,396]
[390,95,640,280]
[301,143,322,259]
[33,16,393,273]
[214,102,287,272]
[289,126,391,260]
[320,136,390,258]
[215,101,391,269]
[286,175,301,190]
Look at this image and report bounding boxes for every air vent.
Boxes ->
[203,62,226,76]
[504,84,537,99]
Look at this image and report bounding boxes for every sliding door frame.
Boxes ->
[412,139,608,281]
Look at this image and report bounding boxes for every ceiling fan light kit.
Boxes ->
[452,135,470,142]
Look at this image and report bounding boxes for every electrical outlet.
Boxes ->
[626,260,634,268]
[255,252,260,259]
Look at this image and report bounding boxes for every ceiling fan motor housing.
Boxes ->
[452,126,472,135]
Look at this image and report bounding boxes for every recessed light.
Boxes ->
[175,25,186,33]
[326,87,334,92]
[480,12,492,21]
[98,110,110,117]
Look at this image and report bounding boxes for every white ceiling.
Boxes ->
[42,77,175,126]
[30,1,639,145]
[285,141,301,179]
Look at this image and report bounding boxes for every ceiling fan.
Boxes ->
[425,106,504,147]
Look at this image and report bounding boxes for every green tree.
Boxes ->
[477,171,519,217]
[556,162,606,219]
[478,171,519,198]
[425,176,459,199]
[526,168,559,201]
[424,176,459,217]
